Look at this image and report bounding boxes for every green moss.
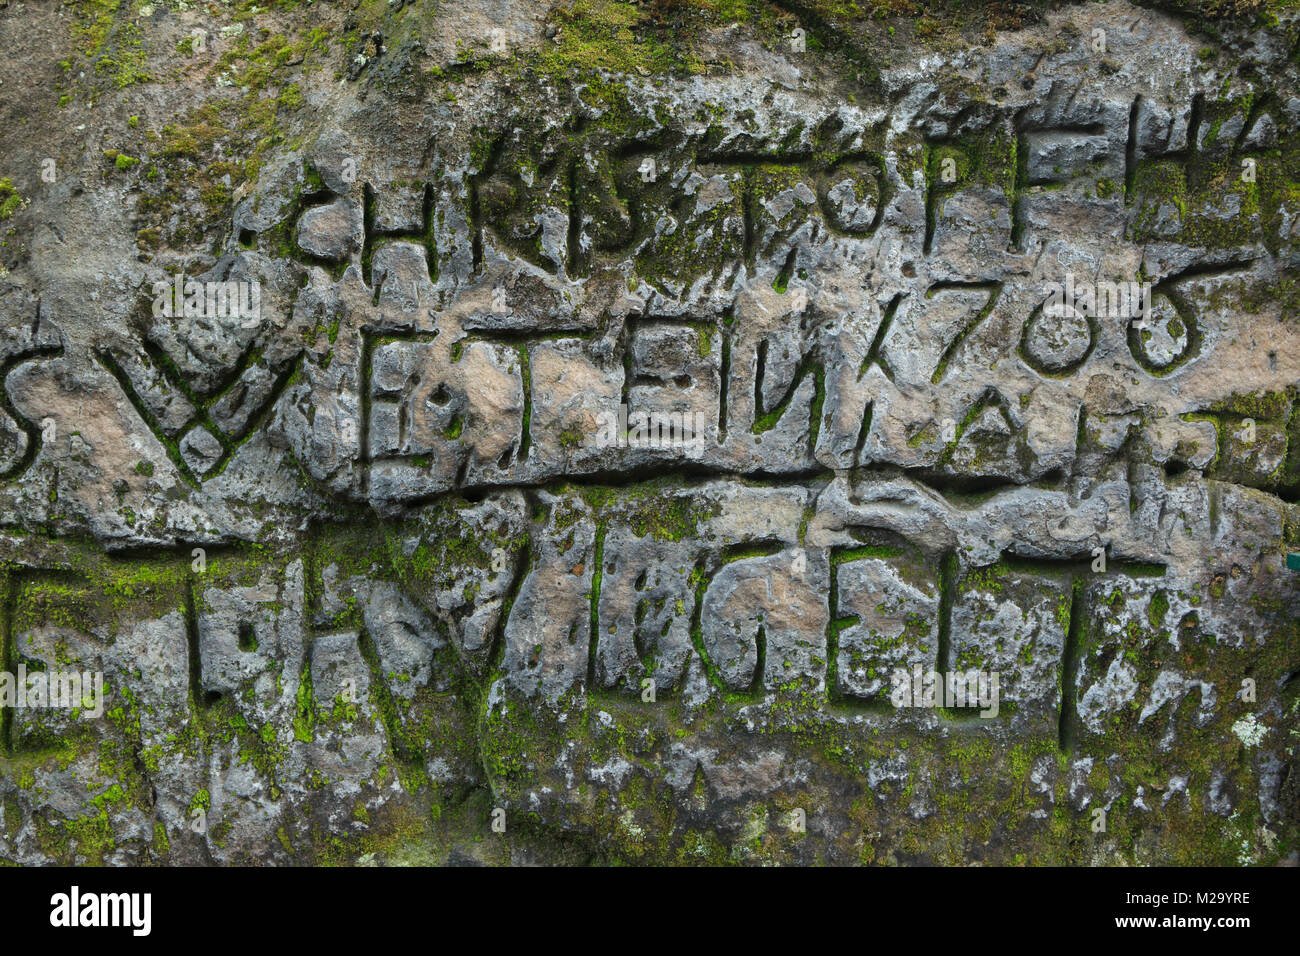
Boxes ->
[1210,388,1292,422]
[67,0,151,90]
[695,325,716,360]
[536,1,690,79]
[576,478,720,542]
[1147,589,1170,628]
[293,657,315,744]
[0,178,22,221]
[58,805,119,864]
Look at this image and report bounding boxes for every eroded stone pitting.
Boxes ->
[0,0,1296,864]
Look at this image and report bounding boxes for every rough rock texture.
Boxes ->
[0,0,1297,864]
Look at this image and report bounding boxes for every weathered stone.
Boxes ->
[0,0,1295,868]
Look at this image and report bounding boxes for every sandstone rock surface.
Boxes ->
[0,0,1295,865]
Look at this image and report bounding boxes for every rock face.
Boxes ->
[0,0,1296,864]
